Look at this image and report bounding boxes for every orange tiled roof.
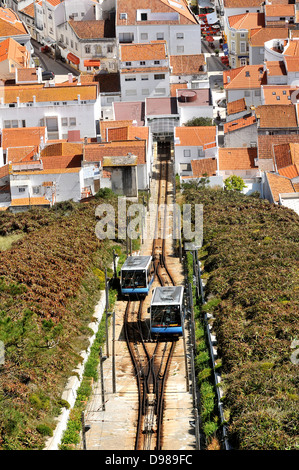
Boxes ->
[266,172,296,203]
[120,66,169,74]
[84,139,146,165]
[170,83,188,97]
[0,37,28,66]
[278,164,299,179]
[68,18,115,39]
[223,0,262,6]
[2,126,46,150]
[265,61,286,77]
[116,0,198,26]
[16,67,38,82]
[224,115,256,133]
[0,8,27,36]
[284,39,299,57]
[41,142,83,157]
[175,126,217,148]
[219,147,258,171]
[20,2,35,18]
[255,104,298,128]
[0,164,9,179]
[228,12,264,30]
[227,98,247,115]
[249,27,288,47]
[284,57,299,73]
[265,4,295,17]
[1,83,98,104]
[10,197,50,206]
[169,54,205,75]
[120,41,167,62]
[258,134,299,160]
[190,158,217,177]
[6,146,38,164]
[100,120,134,139]
[262,85,296,105]
[224,65,267,89]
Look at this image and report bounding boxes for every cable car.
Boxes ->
[150,286,184,336]
[120,255,154,296]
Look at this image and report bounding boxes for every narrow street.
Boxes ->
[31,39,80,76]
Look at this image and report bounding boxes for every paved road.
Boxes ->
[31,39,80,76]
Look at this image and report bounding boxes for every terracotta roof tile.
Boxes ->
[2,126,46,150]
[284,57,299,73]
[116,0,198,26]
[284,39,299,57]
[6,146,38,164]
[0,37,29,67]
[255,104,298,128]
[190,158,217,177]
[219,147,258,171]
[41,142,83,157]
[257,134,299,160]
[170,82,188,97]
[10,197,50,206]
[266,61,286,77]
[0,164,9,179]
[278,164,299,179]
[224,115,256,133]
[84,140,146,165]
[174,126,217,148]
[265,4,295,17]
[68,18,115,39]
[249,27,288,47]
[20,2,35,18]
[227,98,247,115]
[223,0,262,6]
[266,172,295,202]
[100,120,134,138]
[228,12,264,30]
[169,54,205,75]
[262,85,296,105]
[120,41,167,62]
[0,8,27,36]
[224,65,267,89]
[2,83,98,104]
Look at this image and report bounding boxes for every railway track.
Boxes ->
[124,148,178,450]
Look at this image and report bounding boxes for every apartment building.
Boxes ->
[0,72,101,140]
[119,41,170,101]
[115,0,201,55]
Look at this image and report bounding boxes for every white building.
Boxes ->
[119,41,170,101]
[0,72,101,140]
[115,0,201,55]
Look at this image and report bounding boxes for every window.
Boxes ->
[154,74,165,80]
[141,33,148,40]
[18,187,26,193]
[66,37,69,45]
[120,13,127,20]
[154,88,166,95]
[176,33,184,39]
[85,45,90,54]
[184,149,191,158]
[240,32,246,38]
[32,186,41,195]
[61,117,68,126]
[69,117,76,126]
[60,34,64,42]
[197,147,204,157]
[125,89,137,96]
[141,75,149,80]
[75,43,78,51]
[156,32,164,40]
[231,41,236,53]
[94,45,102,55]
[125,61,132,66]
[107,45,113,53]
[240,42,246,53]
[240,58,247,66]
[71,40,73,48]
[140,61,145,65]
[154,60,160,65]
[254,89,261,96]
[141,13,147,21]
[125,77,136,81]
[244,90,250,97]
[177,45,184,53]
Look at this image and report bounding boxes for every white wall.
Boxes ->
[120,71,170,102]
[178,104,214,125]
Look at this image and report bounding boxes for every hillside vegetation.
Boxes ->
[182,186,299,450]
[0,197,122,449]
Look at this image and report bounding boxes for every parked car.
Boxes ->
[42,71,55,80]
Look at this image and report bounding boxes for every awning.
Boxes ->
[67,53,80,65]
[84,59,101,67]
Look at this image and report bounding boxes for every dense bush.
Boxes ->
[0,197,123,449]
[182,186,299,450]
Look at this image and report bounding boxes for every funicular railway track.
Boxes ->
[124,146,178,450]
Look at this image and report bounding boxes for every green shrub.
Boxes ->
[36,424,53,436]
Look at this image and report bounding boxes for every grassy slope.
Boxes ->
[0,198,123,449]
[182,186,299,450]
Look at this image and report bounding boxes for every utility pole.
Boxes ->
[100,347,106,411]
[81,411,90,450]
[112,310,116,393]
[105,268,109,358]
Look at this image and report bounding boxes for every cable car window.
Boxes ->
[151,305,180,326]
[121,269,146,288]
